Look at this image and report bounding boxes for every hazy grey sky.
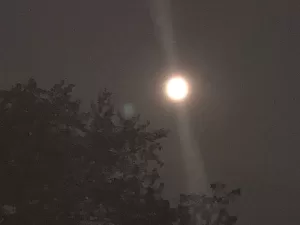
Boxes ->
[0,1,299,224]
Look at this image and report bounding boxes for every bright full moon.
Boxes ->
[166,76,189,101]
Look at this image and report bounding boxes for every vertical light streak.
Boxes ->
[149,0,177,70]
[149,0,208,195]
[176,107,208,194]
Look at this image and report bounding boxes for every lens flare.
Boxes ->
[166,76,189,101]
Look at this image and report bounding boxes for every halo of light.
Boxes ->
[165,76,189,101]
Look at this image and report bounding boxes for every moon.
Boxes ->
[165,76,189,101]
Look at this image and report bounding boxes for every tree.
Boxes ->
[0,78,240,225]
[67,89,174,225]
[0,79,172,225]
[0,79,85,224]
[177,183,240,225]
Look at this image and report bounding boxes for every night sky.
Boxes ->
[0,0,299,224]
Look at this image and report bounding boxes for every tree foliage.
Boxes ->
[178,183,240,225]
[0,79,239,225]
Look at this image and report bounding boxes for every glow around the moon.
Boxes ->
[166,76,189,101]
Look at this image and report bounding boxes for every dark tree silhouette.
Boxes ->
[67,89,173,225]
[0,79,85,224]
[0,79,240,225]
[177,183,240,225]
[0,79,172,225]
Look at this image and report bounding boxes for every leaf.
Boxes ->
[229,188,241,196]
[227,216,238,225]
[210,183,217,190]
[27,78,37,90]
